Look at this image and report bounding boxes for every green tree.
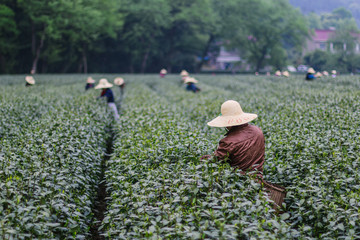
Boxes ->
[229,0,308,71]
[0,4,18,73]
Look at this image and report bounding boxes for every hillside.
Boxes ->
[289,0,360,26]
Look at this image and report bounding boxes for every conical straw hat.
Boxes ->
[25,76,35,85]
[322,71,329,76]
[160,69,167,74]
[282,71,289,77]
[207,100,258,128]
[307,68,315,74]
[184,77,198,84]
[331,70,337,74]
[95,78,113,89]
[114,77,124,86]
[275,70,282,76]
[180,70,189,76]
[86,77,95,84]
[315,72,323,78]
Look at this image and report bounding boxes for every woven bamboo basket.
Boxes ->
[262,180,286,209]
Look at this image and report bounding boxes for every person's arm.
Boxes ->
[201,139,232,161]
[214,139,232,161]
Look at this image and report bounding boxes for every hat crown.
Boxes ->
[99,78,108,84]
[221,100,243,116]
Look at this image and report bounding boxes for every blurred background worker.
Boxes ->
[282,71,290,77]
[114,77,125,96]
[85,77,95,90]
[305,68,316,80]
[275,70,282,77]
[202,100,264,177]
[25,76,35,87]
[160,69,167,78]
[323,71,329,76]
[184,77,200,93]
[315,72,323,78]
[180,70,189,81]
[331,70,337,78]
[95,78,119,120]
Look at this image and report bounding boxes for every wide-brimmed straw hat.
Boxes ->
[86,77,95,84]
[25,76,35,85]
[315,72,323,78]
[207,100,258,128]
[275,70,282,76]
[95,78,113,89]
[184,77,198,84]
[323,71,329,76]
[331,70,337,74]
[114,77,124,86]
[282,71,289,77]
[160,69,167,74]
[307,68,315,74]
[180,70,189,76]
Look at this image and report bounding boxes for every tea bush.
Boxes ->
[0,74,359,239]
[0,76,112,239]
[104,75,359,239]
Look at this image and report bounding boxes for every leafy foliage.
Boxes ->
[103,74,360,239]
[0,74,359,239]
[0,76,112,239]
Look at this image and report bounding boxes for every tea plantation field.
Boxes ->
[0,74,359,239]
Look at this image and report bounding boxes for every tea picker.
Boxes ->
[85,77,95,90]
[274,70,282,77]
[25,76,35,87]
[95,78,120,121]
[160,69,167,78]
[180,70,189,85]
[282,71,290,77]
[184,77,200,93]
[114,77,125,96]
[202,100,286,209]
[331,70,337,78]
[305,68,316,80]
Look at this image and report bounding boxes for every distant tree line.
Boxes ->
[0,0,308,74]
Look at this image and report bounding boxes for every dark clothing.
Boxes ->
[305,73,316,80]
[25,82,31,87]
[85,83,94,90]
[100,88,115,103]
[186,83,200,93]
[214,124,265,174]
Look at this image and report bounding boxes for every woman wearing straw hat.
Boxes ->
[282,71,290,77]
[160,69,167,78]
[25,76,35,87]
[185,77,200,93]
[274,70,282,77]
[201,100,265,177]
[180,70,189,83]
[85,77,95,90]
[331,70,337,78]
[114,77,125,95]
[202,101,287,208]
[305,68,316,80]
[95,78,120,120]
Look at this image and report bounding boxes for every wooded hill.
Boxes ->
[289,0,360,26]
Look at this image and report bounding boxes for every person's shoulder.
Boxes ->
[248,124,263,133]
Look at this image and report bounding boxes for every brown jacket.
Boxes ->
[214,124,265,173]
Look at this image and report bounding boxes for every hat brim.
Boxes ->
[25,78,35,84]
[95,83,113,89]
[87,80,95,83]
[207,113,258,127]
[185,80,198,84]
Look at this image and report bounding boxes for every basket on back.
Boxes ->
[262,180,286,211]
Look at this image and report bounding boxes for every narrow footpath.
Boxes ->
[90,125,115,240]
